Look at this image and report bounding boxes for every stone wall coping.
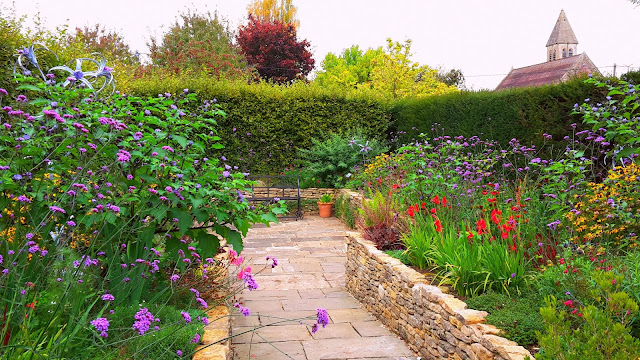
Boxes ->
[346,232,535,360]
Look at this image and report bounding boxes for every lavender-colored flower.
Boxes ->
[0,88,7,96]
[222,171,230,178]
[181,311,191,324]
[49,206,66,214]
[176,350,183,357]
[190,333,200,344]
[316,308,329,328]
[196,297,208,308]
[242,273,258,291]
[91,317,110,338]
[234,303,251,316]
[132,307,156,335]
[102,293,115,301]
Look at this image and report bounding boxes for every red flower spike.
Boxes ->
[490,209,502,224]
[442,196,447,207]
[467,231,474,240]
[476,219,487,234]
[430,208,437,214]
[434,219,443,232]
[421,202,426,209]
[432,195,440,205]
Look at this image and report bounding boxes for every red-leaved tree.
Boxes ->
[237,15,314,83]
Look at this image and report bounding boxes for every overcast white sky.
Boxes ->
[4,0,640,89]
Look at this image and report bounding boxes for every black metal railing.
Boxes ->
[247,175,302,220]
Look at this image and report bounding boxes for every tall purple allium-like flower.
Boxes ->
[91,317,110,338]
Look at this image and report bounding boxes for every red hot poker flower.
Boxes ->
[441,196,447,207]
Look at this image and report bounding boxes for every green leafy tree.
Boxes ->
[67,24,139,66]
[147,10,249,80]
[370,39,458,100]
[315,45,384,89]
[436,68,466,89]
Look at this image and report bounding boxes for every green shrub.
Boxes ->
[384,249,411,265]
[391,77,609,152]
[127,78,391,175]
[466,291,544,348]
[334,194,357,229]
[298,130,387,188]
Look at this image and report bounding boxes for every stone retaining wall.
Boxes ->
[345,232,534,360]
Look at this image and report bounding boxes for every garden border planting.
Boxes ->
[345,232,535,360]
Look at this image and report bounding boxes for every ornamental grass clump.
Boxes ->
[0,73,286,357]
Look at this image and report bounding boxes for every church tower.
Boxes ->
[546,10,578,62]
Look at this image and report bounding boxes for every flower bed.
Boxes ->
[346,232,535,360]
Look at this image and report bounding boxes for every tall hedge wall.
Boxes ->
[128,78,391,174]
[390,77,609,153]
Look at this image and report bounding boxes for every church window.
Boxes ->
[562,49,566,58]
[568,48,573,57]
[549,51,552,61]
[553,50,556,60]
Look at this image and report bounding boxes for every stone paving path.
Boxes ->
[231,216,417,360]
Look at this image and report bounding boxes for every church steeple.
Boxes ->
[546,10,578,62]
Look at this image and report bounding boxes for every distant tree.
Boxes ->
[247,0,299,28]
[315,45,384,88]
[147,10,249,80]
[370,39,458,99]
[436,68,466,89]
[236,15,314,83]
[67,24,138,66]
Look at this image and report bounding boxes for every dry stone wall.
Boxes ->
[345,232,535,360]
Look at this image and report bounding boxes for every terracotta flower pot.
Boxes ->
[317,202,333,218]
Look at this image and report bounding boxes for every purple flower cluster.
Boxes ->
[310,308,329,334]
[234,302,251,316]
[90,317,110,338]
[132,307,159,335]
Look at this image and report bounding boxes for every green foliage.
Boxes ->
[391,77,608,152]
[126,78,390,175]
[298,130,387,188]
[536,292,640,360]
[319,193,333,203]
[573,77,640,161]
[0,75,283,356]
[384,249,412,265]
[466,291,544,347]
[146,10,248,80]
[315,45,384,89]
[369,39,458,100]
[0,7,26,93]
[334,194,357,229]
[622,70,640,84]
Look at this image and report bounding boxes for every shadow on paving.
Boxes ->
[231,216,417,360]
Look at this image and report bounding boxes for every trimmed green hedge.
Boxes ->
[128,78,391,174]
[390,77,609,153]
